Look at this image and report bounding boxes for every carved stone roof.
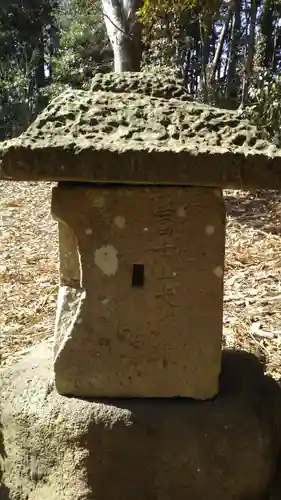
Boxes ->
[1,71,281,188]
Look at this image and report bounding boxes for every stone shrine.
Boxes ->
[1,71,281,500]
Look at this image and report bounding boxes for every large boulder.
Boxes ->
[1,343,281,500]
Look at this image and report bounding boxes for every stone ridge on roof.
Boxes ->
[90,70,192,101]
[1,71,281,188]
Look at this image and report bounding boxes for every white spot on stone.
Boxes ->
[114,216,126,229]
[144,227,148,232]
[213,266,223,278]
[101,298,110,305]
[77,318,83,324]
[214,189,222,198]
[94,245,118,276]
[92,196,105,208]
[205,225,215,236]
[85,228,92,235]
[177,206,186,217]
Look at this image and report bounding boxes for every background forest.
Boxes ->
[0,0,281,144]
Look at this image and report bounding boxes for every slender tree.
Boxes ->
[210,4,232,81]
[226,0,241,102]
[259,0,274,68]
[241,0,258,106]
[101,0,142,71]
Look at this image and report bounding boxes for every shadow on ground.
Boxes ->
[0,418,9,499]
[78,350,281,500]
[267,450,281,500]
[224,190,281,234]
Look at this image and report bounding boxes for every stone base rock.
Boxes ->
[1,343,281,500]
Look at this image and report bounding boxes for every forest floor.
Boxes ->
[1,182,281,381]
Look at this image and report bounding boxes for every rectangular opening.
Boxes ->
[132,264,144,287]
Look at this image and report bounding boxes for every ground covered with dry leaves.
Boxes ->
[1,182,281,381]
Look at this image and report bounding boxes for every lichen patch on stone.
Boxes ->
[213,266,224,278]
[114,216,126,229]
[205,225,215,236]
[94,245,118,276]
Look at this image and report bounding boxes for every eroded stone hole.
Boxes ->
[132,264,144,288]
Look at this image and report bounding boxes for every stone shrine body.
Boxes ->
[53,183,224,398]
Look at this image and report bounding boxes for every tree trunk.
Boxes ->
[259,0,274,69]
[226,0,241,102]
[199,17,212,102]
[210,7,232,81]
[271,21,278,72]
[241,0,258,106]
[101,0,142,72]
[35,35,46,89]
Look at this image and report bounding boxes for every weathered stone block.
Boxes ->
[51,184,225,399]
[1,344,281,500]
